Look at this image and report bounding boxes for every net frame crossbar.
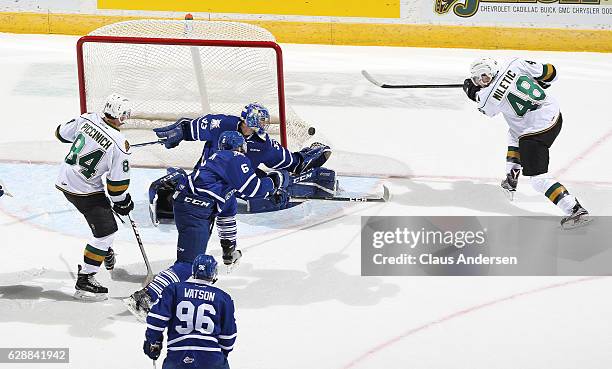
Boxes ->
[76,35,288,147]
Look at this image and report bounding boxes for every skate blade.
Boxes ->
[561,216,593,230]
[225,250,243,274]
[74,290,108,302]
[122,296,148,323]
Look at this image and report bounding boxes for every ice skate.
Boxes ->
[501,168,520,201]
[123,288,152,322]
[561,200,592,230]
[222,246,242,273]
[74,265,108,301]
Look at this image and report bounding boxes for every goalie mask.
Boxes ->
[241,102,270,135]
[470,57,499,87]
[103,93,132,124]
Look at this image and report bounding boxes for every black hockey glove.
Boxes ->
[536,80,551,89]
[463,78,481,102]
[113,193,134,216]
[143,340,162,360]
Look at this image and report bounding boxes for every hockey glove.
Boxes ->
[268,169,290,193]
[463,78,481,102]
[536,80,551,89]
[143,340,162,360]
[153,118,191,149]
[113,193,134,216]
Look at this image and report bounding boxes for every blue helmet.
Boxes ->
[218,131,247,153]
[240,103,270,134]
[192,254,218,283]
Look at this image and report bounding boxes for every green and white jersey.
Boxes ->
[55,113,131,202]
[476,58,560,138]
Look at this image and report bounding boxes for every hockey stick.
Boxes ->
[127,214,154,286]
[294,185,391,203]
[131,139,166,148]
[361,70,463,89]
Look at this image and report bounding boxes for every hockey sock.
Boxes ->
[506,146,521,169]
[81,233,114,274]
[530,174,576,215]
[146,261,192,302]
[217,215,237,248]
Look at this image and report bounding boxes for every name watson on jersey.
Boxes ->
[372,253,518,265]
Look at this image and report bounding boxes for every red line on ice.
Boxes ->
[340,276,606,369]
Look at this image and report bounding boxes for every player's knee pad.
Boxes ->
[88,233,115,252]
[529,173,555,194]
[288,167,337,199]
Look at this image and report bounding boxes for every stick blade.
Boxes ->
[361,70,383,87]
[381,185,391,202]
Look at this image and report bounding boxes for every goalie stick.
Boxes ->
[361,70,463,89]
[294,185,390,203]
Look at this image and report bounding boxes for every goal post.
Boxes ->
[76,35,289,148]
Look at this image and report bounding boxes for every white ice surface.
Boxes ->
[0,33,611,369]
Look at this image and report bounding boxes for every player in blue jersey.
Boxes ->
[143,254,236,369]
[149,103,335,214]
[154,103,331,176]
[125,131,289,320]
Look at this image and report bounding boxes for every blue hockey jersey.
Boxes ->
[145,278,237,367]
[184,149,275,207]
[184,114,299,172]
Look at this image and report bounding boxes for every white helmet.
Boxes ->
[103,93,132,123]
[470,58,499,87]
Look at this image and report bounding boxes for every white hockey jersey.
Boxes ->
[55,113,131,202]
[476,58,560,138]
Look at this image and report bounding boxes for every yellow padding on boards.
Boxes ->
[1,12,612,53]
[98,0,400,19]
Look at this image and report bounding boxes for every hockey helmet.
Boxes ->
[218,131,247,153]
[192,254,218,283]
[103,93,132,123]
[470,57,499,87]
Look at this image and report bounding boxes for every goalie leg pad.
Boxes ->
[148,167,187,225]
[288,167,337,199]
[295,144,332,174]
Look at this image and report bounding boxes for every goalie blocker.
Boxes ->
[149,167,337,222]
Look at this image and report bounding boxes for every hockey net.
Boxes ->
[77,19,316,168]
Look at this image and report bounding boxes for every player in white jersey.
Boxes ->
[55,94,135,300]
[463,57,590,229]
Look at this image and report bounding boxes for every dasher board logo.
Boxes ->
[435,0,605,17]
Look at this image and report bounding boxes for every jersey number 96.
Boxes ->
[175,301,216,335]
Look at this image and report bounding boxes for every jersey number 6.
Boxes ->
[175,301,216,335]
